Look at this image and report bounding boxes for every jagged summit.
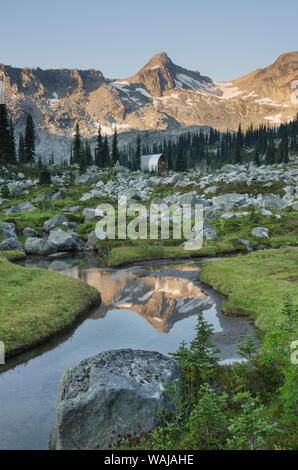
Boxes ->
[125,52,213,96]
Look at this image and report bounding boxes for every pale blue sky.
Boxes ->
[1,0,297,80]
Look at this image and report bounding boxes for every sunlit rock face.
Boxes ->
[1,52,297,160]
[63,265,213,333]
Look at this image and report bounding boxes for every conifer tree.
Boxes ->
[0,103,10,165]
[73,123,81,163]
[167,140,173,170]
[112,127,119,165]
[135,135,141,170]
[8,118,16,163]
[175,139,186,172]
[95,126,103,166]
[233,141,241,164]
[253,146,260,166]
[265,139,275,165]
[18,133,25,163]
[102,135,110,167]
[24,114,35,163]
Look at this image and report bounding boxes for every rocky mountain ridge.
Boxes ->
[0,51,297,159]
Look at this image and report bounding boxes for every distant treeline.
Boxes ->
[119,116,298,171]
[0,100,297,171]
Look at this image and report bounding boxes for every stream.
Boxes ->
[0,255,256,450]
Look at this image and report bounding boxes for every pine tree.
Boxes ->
[253,146,260,166]
[8,118,16,163]
[166,140,173,171]
[73,123,81,163]
[38,161,51,185]
[24,114,35,163]
[112,127,119,165]
[102,135,110,167]
[175,139,186,172]
[265,139,275,165]
[18,133,25,163]
[233,141,241,164]
[135,135,141,170]
[95,126,103,166]
[281,129,289,163]
[0,104,10,165]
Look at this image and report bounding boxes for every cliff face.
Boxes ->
[0,51,297,159]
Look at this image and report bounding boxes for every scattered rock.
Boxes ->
[25,237,56,255]
[49,349,181,450]
[43,215,68,232]
[251,227,270,238]
[23,227,38,237]
[48,229,78,251]
[0,222,17,240]
[0,238,24,251]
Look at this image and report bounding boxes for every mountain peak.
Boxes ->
[148,52,172,64]
[126,52,212,96]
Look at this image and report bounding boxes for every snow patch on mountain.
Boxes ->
[264,113,282,124]
[174,73,212,90]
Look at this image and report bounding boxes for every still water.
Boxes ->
[0,255,256,449]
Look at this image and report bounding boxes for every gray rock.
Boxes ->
[251,227,270,238]
[203,221,218,240]
[232,238,253,252]
[43,215,68,232]
[68,222,79,231]
[82,208,105,223]
[25,237,56,255]
[203,206,218,220]
[48,229,78,251]
[0,238,24,251]
[204,185,219,195]
[260,209,273,216]
[0,222,17,241]
[221,211,248,219]
[0,198,10,206]
[293,202,298,211]
[7,182,24,197]
[211,193,248,211]
[80,192,96,202]
[3,205,21,215]
[51,191,65,201]
[23,227,38,237]
[178,191,203,206]
[62,206,83,214]
[75,174,98,185]
[49,349,181,450]
[32,192,48,202]
[123,189,142,201]
[258,194,287,210]
[86,230,98,249]
[17,202,37,212]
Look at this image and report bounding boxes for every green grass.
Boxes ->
[200,247,298,331]
[0,250,26,261]
[0,255,101,356]
[106,239,248,267]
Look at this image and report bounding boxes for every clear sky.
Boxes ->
[1,0,297,81]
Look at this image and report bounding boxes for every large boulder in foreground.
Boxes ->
[25,237,56,255]
[49,349,181,450]
[48,229,78,251]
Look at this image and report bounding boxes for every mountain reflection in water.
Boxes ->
[62,265,214,333]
